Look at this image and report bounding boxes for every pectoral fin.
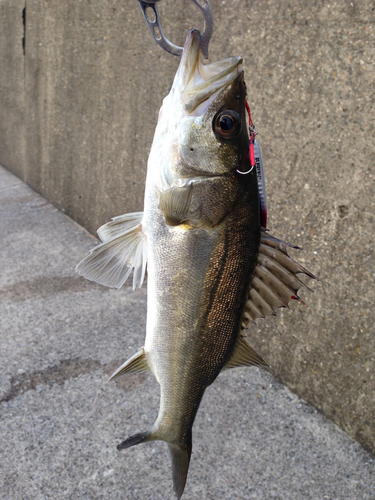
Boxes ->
[108,348,150,382]
[76,212,147,290]
[224,335,268,370]
[159,184,194,226]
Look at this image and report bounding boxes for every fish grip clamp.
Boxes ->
[137,0,213,58]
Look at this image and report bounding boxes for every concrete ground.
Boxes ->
[1,0,374,455]
[1,163,374,500]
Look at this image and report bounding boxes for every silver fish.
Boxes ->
[77,29,315,499]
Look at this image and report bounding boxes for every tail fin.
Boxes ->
[168,441,192,500]
[117,429,192,499]
[117,431,150,450]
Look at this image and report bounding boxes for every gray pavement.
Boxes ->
[1,163,374,500]
[1,0,374,454]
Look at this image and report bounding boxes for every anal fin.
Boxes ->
[108,347,150,382]
[224,335,268,370]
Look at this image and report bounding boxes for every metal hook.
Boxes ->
[137,0,213,58]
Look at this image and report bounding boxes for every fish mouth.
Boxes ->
[174,29,243,115]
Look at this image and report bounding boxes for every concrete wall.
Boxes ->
[1,0,374,454]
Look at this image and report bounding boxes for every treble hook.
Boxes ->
[137,0,213,58]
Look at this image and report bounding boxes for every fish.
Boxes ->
[76,29,316,499]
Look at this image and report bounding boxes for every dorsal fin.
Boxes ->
[242,230,317,328]
[76,212,147,290]
[224,335,268,370]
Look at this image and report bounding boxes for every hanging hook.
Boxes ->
[137,0,213,58]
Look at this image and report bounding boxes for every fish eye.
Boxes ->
[220,115,234,130]
[213,109,241,140]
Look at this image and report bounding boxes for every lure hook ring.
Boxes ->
[137,0,213,58]
[236,166,254,175]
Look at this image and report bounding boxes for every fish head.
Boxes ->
[150,29,251,185]
[148,29,259,228]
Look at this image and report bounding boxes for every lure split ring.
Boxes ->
[236,165,254,175]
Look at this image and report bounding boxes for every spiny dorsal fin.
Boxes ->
[76,212,147,290]
[224,335,268,370]
[242,230,317,328]
[108,348,150,382]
